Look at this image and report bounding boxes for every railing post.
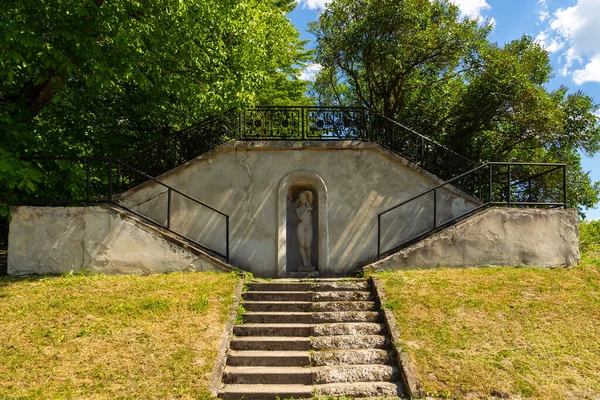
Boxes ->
[108,158,113,203]
[86,158,91,206]
[301,108,306,140]
[117,158,121,193]
[507,164,511,206]
[377,214,381,259]
[433,189,437,229]
[478,168,482,201]
[167,189,172,229]
[563,165,567,208]
[488,164,493,204]
[421,137,425,165]
[226,215,230,263]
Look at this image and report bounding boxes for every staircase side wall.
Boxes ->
[116,141,479,277]
[7,206,229,276]
[370,208,580,271]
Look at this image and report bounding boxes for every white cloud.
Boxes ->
[299,63,322,81]
[300,0,328,10]
[573,55,600,84]
[535,30,565,54]
[538,0,549,22]
[449,0,491,20]
[537,0,600,85]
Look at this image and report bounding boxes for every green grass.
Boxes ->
[0,271,239,399]
[378,221,600,399]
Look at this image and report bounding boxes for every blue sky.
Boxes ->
[288,0,600,220]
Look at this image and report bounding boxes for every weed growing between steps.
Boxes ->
[0,271,239,399]
[378,222,600,399]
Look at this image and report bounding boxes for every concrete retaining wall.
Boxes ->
[115,141,478,277]
[7,206,232,276]
[370,207,580,271]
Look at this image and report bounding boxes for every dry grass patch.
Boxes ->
[0,271,239,399]
[378,235,600,399]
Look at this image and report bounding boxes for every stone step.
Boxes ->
[242,291,312,302]
[312,349,392,366]
[244,312,313,324]
[233,324,311,337]
[314,381,406,398]
[312,335,388,350]
[229,336,311,351]
[313,291,373,301]
[223,366,312,385]
[313,365,400,384]
[246,282,311,292]
[312,322,386,336]
[247,280,370,292]
[226,350,310,367]
[242,301,312,312]
[242,290,373,302]
[242,300,377,313]
[223,365,398,386]
[243,311,381,324]
[312,311,381,323]
[219,384,313,400]
[311,301,377,312]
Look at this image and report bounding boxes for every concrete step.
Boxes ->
[312,322,386,336]
[311,301,377,312]
[312,349,392,366]
[223,366,312,385]
[247,280,370,292]
[242,300,377,313]
[242,301,312,312]
[226,350,310,367]
[229,336,311,351]
[312,335,388,350]
[244,312,313,324]
[246,282,312,292]
[314,381,406,398]
[313,365,400,384]
[313,291,373,301]
[233,324,311,337]
[313,311,381,323]
[219,384,313,400]
[242,291,312,302]
[243,311,380,324]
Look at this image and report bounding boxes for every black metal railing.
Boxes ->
[236,106,477,180]
[112,106,477,185]
[19,157,230,262]
[377,162,567,259]
[0,216,8,252]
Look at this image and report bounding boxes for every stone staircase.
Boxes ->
[218,279,406,400]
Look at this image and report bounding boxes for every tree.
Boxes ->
[0,0,308,213]
[309,0,490,118]
[310,0,600,214]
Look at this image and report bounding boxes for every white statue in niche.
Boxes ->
[296,190,314,268]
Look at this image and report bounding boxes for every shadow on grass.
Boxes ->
[0,273,64,292]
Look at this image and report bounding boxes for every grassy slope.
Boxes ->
[0,271,239,399]
[379,222,600,400]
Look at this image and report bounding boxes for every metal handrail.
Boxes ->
[377,161,568,259]
[19,156,230,262]
[372,112,478,168]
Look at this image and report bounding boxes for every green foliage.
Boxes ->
[0,0,308,212]
[580,220,600,254]
[310,0,490,116]
[310,0,600,214]
[234,304,247,325]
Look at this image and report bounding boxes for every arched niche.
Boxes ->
[277,172,329,277]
